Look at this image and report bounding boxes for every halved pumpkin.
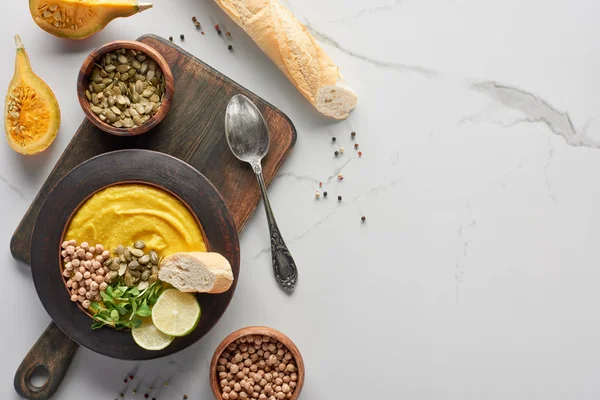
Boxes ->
[4,35,60,155]
[29,0,153,40]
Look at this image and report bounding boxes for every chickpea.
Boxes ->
[85,292,94,300]
[277,349,285,357]
[264,366,271,373]
[285,393,291,399]
[223,386,232,393]
[97,268,106,276]
[236,372,244,380]
[274,387,282,395]
[102,250,110,259]
[66,279,73,288]
[219,357,228,365]
[227,373,234,380]
[76,249,86,258]
[284,352,293,361]
[248,346,256,355]
[229,392,238,400]
[272,372,279,379]
[268,344,276,352]
[222,394,230,400]
[78,287,87,296]
[289,382,296,389]
[278,364,286,372]
[252,393,259,399]
[242,352,250,360]
[219,372,227,379]
[63,269,71,277]
[282,376,290,384]
[85,278,92,286]
[254,384,261,392]
[78,266,86,274]
[264,351,271,359]
[223,352,231,359]
[254,337,263,346]
[221,379,229,387]
[240,392,248,400]
[285,365,295,373]
[61,250,69,258]
[230,364,239,374]
[90,281,99,290]
[66,245,75,255]
[264,373,272,382]
[257,349,264,357]
[80,242,89,251]
[94,275,104,284]
[90,289,98,296]
[218,366,226,373]
[259,379,267,387]
[253,373,261,382]
[229,380,236,387]
[261,343,269,351]
[250,354,259,362]
[83,271,91,279]
[259,395,267,400]
[243,367,250,376]
[275,378,283,386]
[233,383,242,392]
[92,261,101,269]
[267,355,278,366]
[228,343,237,351]
[70,294,78,302]
[95,255,104,263]
[85,252,94,260]
[262,336,270,343]
[290,373,297,382]
[89,246,96,254]
[239,337,247,344]
[72,281,79,290]
[244,359,252,367]
[240,344,248,352]
[281,384,290,394]
[77,295,85,302]
[63,256,71,263]
[226,362,232,369]
[82,300,91,309]
[258,370,265,377]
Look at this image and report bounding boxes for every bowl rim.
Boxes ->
[30,149,240,360]
[76,40,174,136]
[209,326,305,400]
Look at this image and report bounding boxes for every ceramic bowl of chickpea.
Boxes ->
[210,327,305,400]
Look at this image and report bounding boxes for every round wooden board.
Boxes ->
[30,149,240,360]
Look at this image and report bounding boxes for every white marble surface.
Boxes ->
[2,0,600,399]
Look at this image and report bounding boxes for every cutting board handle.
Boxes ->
[14,322,79,400]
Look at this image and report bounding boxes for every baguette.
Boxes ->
[158,252,234,294]
[214,0,357,119]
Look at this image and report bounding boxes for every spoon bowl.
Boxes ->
[225,94,270,165]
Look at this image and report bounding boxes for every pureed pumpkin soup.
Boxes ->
[65,183,206,257]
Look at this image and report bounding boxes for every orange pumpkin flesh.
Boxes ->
[4,35,61,155]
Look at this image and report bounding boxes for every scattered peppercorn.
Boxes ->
[354,143,359,149]
[124,379,128,383]
[144,395,149,399]
[217,30,222,35]
[168,36,173,41]
[228,45,233,51]
[132,389,137,395]
[351,131,356,138]
[334,151,339,156]
[332,137,336,142]
[358,151,363,157]
[340,146,345,154]
[338,174,344,180]
[361,216,366,222]
[319,182,322,187]
[129,375,134,380]
[192,16,197,22]
[180,34,185,40]
[120,394,124,398]
[226,31,231,37]
[194,21,201,28]
[215,24,220,30]
[201,31,205,35]
[315,191,320,198]
[184,396,189,400]
[323,191,328,197]
[338,195,342,201]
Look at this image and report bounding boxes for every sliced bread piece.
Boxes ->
[158,252,234,294]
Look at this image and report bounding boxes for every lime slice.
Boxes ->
[131,318,174,351]
[151,289,201,337]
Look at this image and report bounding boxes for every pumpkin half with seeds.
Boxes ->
[29,0,153,40]
[4,35,60,155]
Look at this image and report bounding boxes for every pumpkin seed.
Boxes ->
[108,261,120,271]
[128,260,140,270]
[123,118,134,128]
[119,263,127,276]
[133,116,143,126]
[124,248,132,262]
[141,270,151,281]
[91,106,102,115]
[149,250,159,264]
[138,254,150,265]
[129,269,141,278]
[148,274,158,284]
[138,281,149,290]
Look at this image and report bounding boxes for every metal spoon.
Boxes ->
[225,94,298,292]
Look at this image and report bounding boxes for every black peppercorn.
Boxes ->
[228,45,233,51]
[180,34,185,40]
[332,137,336,142]
[338,195,342,201]
[168,36,173,41]
[361,216,366,222]
[145,395,149,399]
[351,131,356,138]
[192,16,197,22]
[184,396,189,400]
[217,29,222,35]
[334,151,339,156]
[323,192,328,197]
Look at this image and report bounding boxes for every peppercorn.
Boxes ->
[226,32,231,37]
[323,192,328,197]
[358,151,363,157]
[124,379,128,383]
[354,143,359,149]
[339,146,345,154]
[218,30,222,35]
[338,195,342,201]
[120,394,124,398]
[184,396,189,400]
[145,395,149,399]
[129,375,134,380]
[334,151,339,156]
[332,137,336,142]
[361,216,366,222]
[351,131,356,138]
[228,45,233,51]
[192,16,197,22]
[315,191,320,198]
[338,174,343,180]
[215,24,220,30]
[169,36,173,41]
[180,34,185,40]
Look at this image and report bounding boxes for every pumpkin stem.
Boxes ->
[137,3,153,12]
[14,35,24,50]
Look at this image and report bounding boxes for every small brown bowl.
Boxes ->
[210,327,305,400]
[77,40,174,136]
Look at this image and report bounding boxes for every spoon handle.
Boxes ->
[253,165,298,292]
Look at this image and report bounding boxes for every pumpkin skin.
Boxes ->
[4,35,61,155]
[29,0,153,40]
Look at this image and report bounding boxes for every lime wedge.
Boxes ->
[151,289,201,337]
[131,318,174,351]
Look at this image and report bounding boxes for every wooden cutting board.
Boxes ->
[10,34,296,265]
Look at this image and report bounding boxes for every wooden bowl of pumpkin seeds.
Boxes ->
[77,40,174,136]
